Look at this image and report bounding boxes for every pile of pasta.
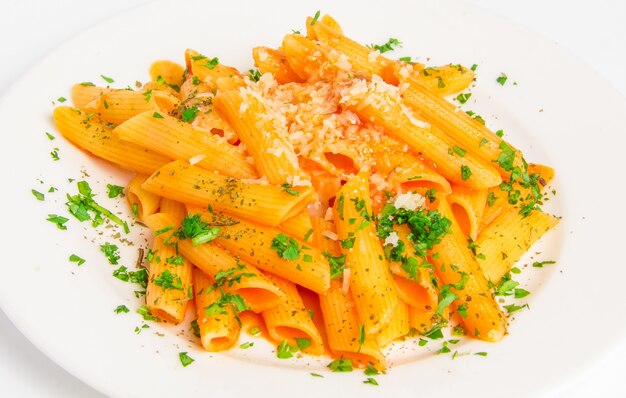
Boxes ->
[53,14,559,370]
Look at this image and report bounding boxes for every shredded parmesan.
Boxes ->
[384,231,400,247]
[394,192,426,211]
[341,268,351,294]
[188,154,206,165]
[368,50,381,62]
[322,230,338,241]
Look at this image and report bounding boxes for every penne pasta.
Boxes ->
[193,268,241,351]
[141,160,314,226]
[143,212,285,312]
[114,110,257,179]
[334,172,400,335]
[476,209,559,283]
[125,174,161,221]
[53,106,169,175]
[261,273,324,356]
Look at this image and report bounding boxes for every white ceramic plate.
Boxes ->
[1,0,625,397]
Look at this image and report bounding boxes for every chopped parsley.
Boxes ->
[471,64,478,71]
[66,181,129,232]
[532,260,556,268]
[113,305,129,314]
[271,233,300,260]
[69,254,86,266]
[106,184,125,198]
[364,365,379,376]
[174,214,220,245]
[363,378,379,386]
[327,358,353,372]
[368,38,401,53]
[137,305,156,321]
[80,82,95,87]
[324,252,346,279]
[399,56,413,63]
[310,10,321,25]
[205,292,248,316]
[240,342,254,349]
[496,73,508,86]
[452,146,467,157]
[45,132,55,140]
[423,324,444,340]
[487,191,497,206]
[50,148,60,161]
[496,141,545,217]
[181,107,199,123]
[248,69,261,82]
[276,340,298,359]
[205,57,219,69]
[461,165,472,181]
[504,303,529,314]
[179,352,195,367]
[166,255,185,265]
[32,189,45,201]
[100,74,115,84]
[377,203,451,281]
[154,269,183,290]
[100,242,120,265]
[47,214,69,230]
[281,183,299,196]
[296,337,311,351]
[455,92,472,104]
[153,112,164,119]
[303,228,314,242]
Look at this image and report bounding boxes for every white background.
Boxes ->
[0,0,624,396]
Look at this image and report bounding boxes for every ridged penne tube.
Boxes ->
[261,274,324,355]
[126,175,161,221]
[431,200,507,342]
[252,47,304,84]
[393,274,439,333]
[344,82,501,189]
[408,305,438,335]
[389,62,475,96]
[142,160,313,226]
[149,60,185,88]
[306,14,344,40]
[145,233,193,324]
[206,215,331,294]
[281,34,335,81]
[144,213,285,312]
[185,49,242,89]
[447,185,488,241]
[159,198,186,221]
[334,172,400,335]
[70,84,109,109]
[113,111,257,179]
[279,211,314,242]
[476,209,559,283]
[478,164,555,234]
[193,268,241,351]
[214,89,304,185]
[311,20,390,78]
[401,76,523,176]
[318,281,387,370]
[386,224,440,332]
[387,153,452,195]
[52,106,169,175]
[375,301,410,347]
[82,89,165,125]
